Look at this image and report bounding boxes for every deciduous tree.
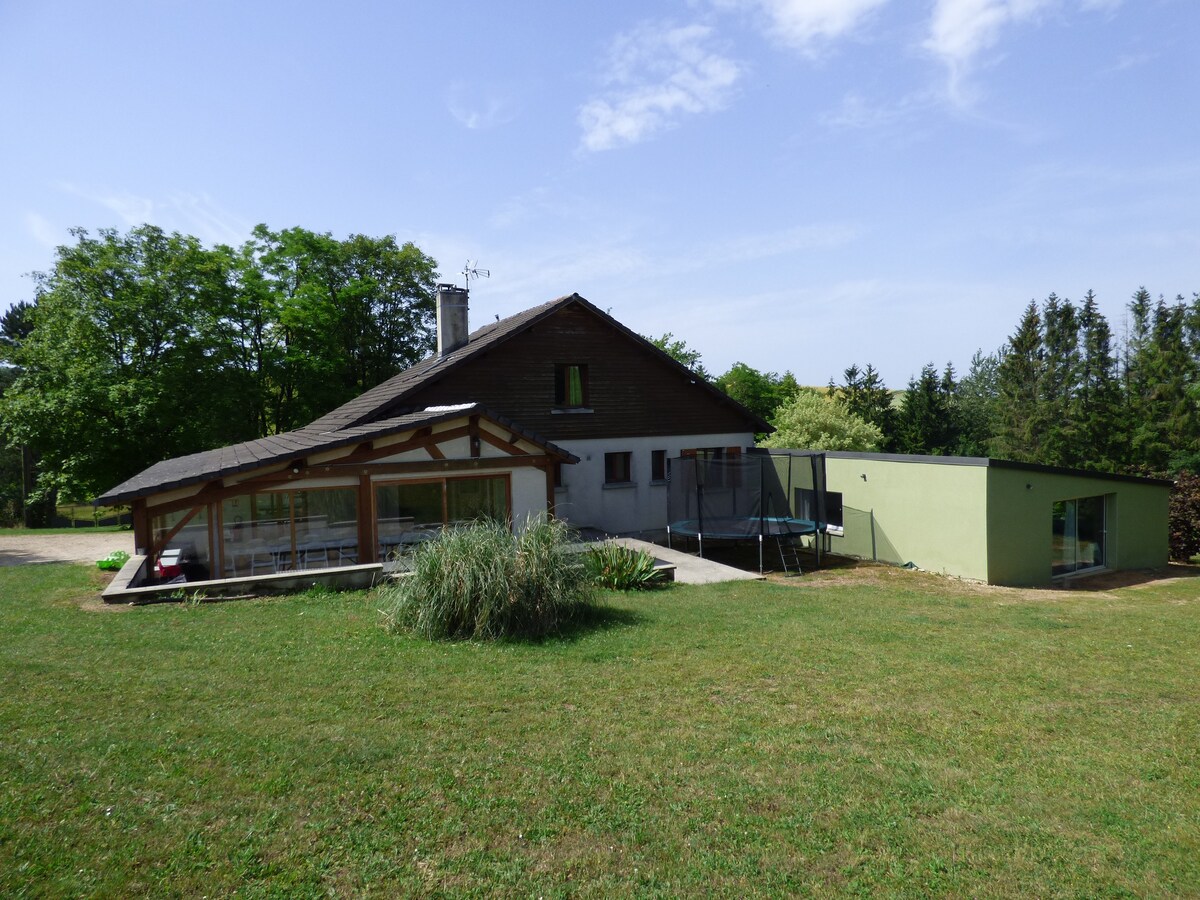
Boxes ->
[759,389,883,451]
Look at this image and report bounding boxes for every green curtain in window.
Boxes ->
[568,366,583,406]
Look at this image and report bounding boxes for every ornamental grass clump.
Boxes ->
[583,542,666,591]
[379,517,595,640]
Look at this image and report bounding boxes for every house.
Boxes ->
[95,287,766,593]
[818,452,1170,586]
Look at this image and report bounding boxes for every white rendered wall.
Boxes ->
[552,433,754,535]
[510,466,550,529]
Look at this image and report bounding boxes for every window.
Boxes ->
[651,450,668,482]
[376,475,510,559]
[1052,495,1107,577]
[553,462,564,488]
[222,488,359,576]
[604,451,632,485]
[152,505,212,581]
[796,488,843,531]
[554,363,589,408]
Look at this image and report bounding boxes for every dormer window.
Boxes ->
[554,363,589,408]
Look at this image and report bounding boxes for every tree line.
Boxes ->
[0,224,438,524]
[658,287,1199,480]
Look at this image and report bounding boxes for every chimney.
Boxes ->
[436,284,469,356]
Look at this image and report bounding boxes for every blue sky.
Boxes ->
[1,0,1196,387]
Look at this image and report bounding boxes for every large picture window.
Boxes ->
[222,487,358,576]
[376,475,510,559]
[1052,495,1107,577]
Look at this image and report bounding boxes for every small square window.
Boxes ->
[604,451,632,485]
[651,450,667,482]
[554,363,589,408]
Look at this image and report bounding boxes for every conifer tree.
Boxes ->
[994,300,1044,462]
[954,349,1001,457]
[1074,290,1122,471]
[837,362,896,448]
[1039,294,1082,467]
[893,362,956,455]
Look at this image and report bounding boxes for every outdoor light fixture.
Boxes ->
[861,473,868,481]
[292,465,301,475]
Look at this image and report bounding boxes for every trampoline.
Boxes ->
[667,450,828,574]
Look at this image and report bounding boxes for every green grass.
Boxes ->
[2,564,1199,897]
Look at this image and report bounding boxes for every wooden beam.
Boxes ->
[132,499,150,553]
[357,472,376,564]
[425,442,446,460]
[479,428,530,456]
[468,416,481,458]
[346,456,553,476]
[149,503,204,562]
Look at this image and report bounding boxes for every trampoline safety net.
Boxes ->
[667,450,828,564]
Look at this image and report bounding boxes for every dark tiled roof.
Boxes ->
[96,404,576,506]
[305,292,771,434]
[305,295,572,433]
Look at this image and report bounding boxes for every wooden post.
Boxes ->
[357,471,376,564]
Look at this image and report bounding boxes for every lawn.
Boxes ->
[2,564,1198,897]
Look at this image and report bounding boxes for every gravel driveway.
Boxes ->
[0,531,135,567]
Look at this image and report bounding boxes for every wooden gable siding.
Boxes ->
[386,304,753,441]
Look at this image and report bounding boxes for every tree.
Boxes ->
[242,225,437,431]
[836,362,896,446]
[1073,290,1122,471]
[0,223,440,503]
[954,349,1001,457]
[0,366,23,525]
[893,362,957,455]
[759,389,883,451]
[646,332,712,380]
[993,301,1044,462]
[0,300,35,362]
[0,226,250,502]
[1039,293,1082,467]
[1120,292,1198,472]
[716,362,800,425]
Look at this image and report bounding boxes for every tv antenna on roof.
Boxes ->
[462,260,490,290]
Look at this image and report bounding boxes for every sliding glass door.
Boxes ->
[1052,495,1107,577]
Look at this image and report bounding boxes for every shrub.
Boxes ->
[584,542,665,591]
[1169,469,1200,561]
[378,517,595,640]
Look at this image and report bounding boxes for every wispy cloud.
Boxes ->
[695,222,862,267]
[56,183,250,246]
[715,0,890,53]
[820,90,940,131]
[578,22,740,152]
[1079,0,1122,13]
[24,212,61,249]
[924,0,1121,104]
[1107,50,1154,74]
[446,81,519,130]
